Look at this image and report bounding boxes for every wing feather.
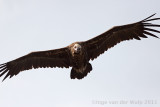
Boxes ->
[83,14,160,60]
[0,47,71,81]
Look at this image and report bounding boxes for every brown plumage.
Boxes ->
[0,14,160,81]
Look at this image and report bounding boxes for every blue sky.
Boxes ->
[0,0,160,107]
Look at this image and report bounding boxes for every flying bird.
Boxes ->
[0,14,160,81]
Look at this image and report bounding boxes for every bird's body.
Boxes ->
[69,42,92,79]
[0,14,160,81]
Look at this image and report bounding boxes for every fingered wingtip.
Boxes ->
[142,13,157,22]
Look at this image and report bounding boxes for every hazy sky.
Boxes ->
[0,0,160,107]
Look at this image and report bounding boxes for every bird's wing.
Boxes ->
[83,14,160,60]
[0,47,71,81]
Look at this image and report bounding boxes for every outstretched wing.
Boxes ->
[0,47,71,81]
[84,14,160,60]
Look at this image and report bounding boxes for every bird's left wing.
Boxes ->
[0,47,71,81]
[83,14,160,60]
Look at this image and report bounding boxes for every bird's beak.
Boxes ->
[74,48,81,54]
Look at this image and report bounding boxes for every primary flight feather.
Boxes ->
[0,14,160,81]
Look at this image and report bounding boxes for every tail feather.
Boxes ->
[70,63,92,79]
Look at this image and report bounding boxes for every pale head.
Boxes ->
[73,43,82,54]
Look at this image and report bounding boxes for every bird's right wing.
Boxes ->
[83,14,160,60]
[0,47,71,81]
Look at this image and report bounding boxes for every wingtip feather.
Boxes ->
[144,18,160,22]
[2,73,9,81]
[143,31,159,38]
[142,13,156,22]
[143,24,160,27]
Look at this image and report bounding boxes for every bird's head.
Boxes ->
[72,43,82,54]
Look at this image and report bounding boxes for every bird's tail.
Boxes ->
[70,63,92,79]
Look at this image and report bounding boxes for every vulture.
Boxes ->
[0,14,160,81]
